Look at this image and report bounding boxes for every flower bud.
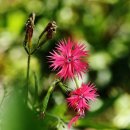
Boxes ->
[24,13,35,48]
[39,21,57,40]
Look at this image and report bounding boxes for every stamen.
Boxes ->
[67,58,72,63]
[66,56,73,63]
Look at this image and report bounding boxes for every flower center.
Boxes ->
[67,56,72,63]
[79,94,84,99]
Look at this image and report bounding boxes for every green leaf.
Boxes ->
[42,79,60,114]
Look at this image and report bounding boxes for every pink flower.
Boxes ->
[67,82,98,129]
[48,38,89,80]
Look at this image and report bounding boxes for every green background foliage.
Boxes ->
[0,0,130,130]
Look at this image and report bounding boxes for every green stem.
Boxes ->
[26,53,31,103]
[0,85,7,107]
[33,72,38,109]
[74,77,79,89]
[58,81,71,93]
[31,38,47,55]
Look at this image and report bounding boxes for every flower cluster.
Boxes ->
[49,38,98,129]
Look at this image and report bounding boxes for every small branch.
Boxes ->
[31,38,47,55]
[58,81,72,93]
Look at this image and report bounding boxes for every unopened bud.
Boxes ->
[39,21,57,40]
[24,13,35,48]
[30,21,57,54]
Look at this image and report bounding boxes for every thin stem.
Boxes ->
[30,39,40,55]
[31,38,47,55]
[74,77,79,89]
[0,86,7,107]
[26,51,31,104]
[58,81,72,93]
[33,72,38,109]
[23,45,29,54]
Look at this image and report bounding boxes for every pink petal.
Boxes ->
[68,115,80,130]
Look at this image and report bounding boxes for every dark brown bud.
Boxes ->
[24,13,35,47]
[39,21,57,40]
[30,21,57,54]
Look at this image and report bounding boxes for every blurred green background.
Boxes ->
[0,0,130,130]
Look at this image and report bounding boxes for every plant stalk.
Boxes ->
[74,77,79,89]
[26,53,31,104]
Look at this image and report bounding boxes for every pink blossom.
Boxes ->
[67,82,98,129]
[48,38,89,80]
